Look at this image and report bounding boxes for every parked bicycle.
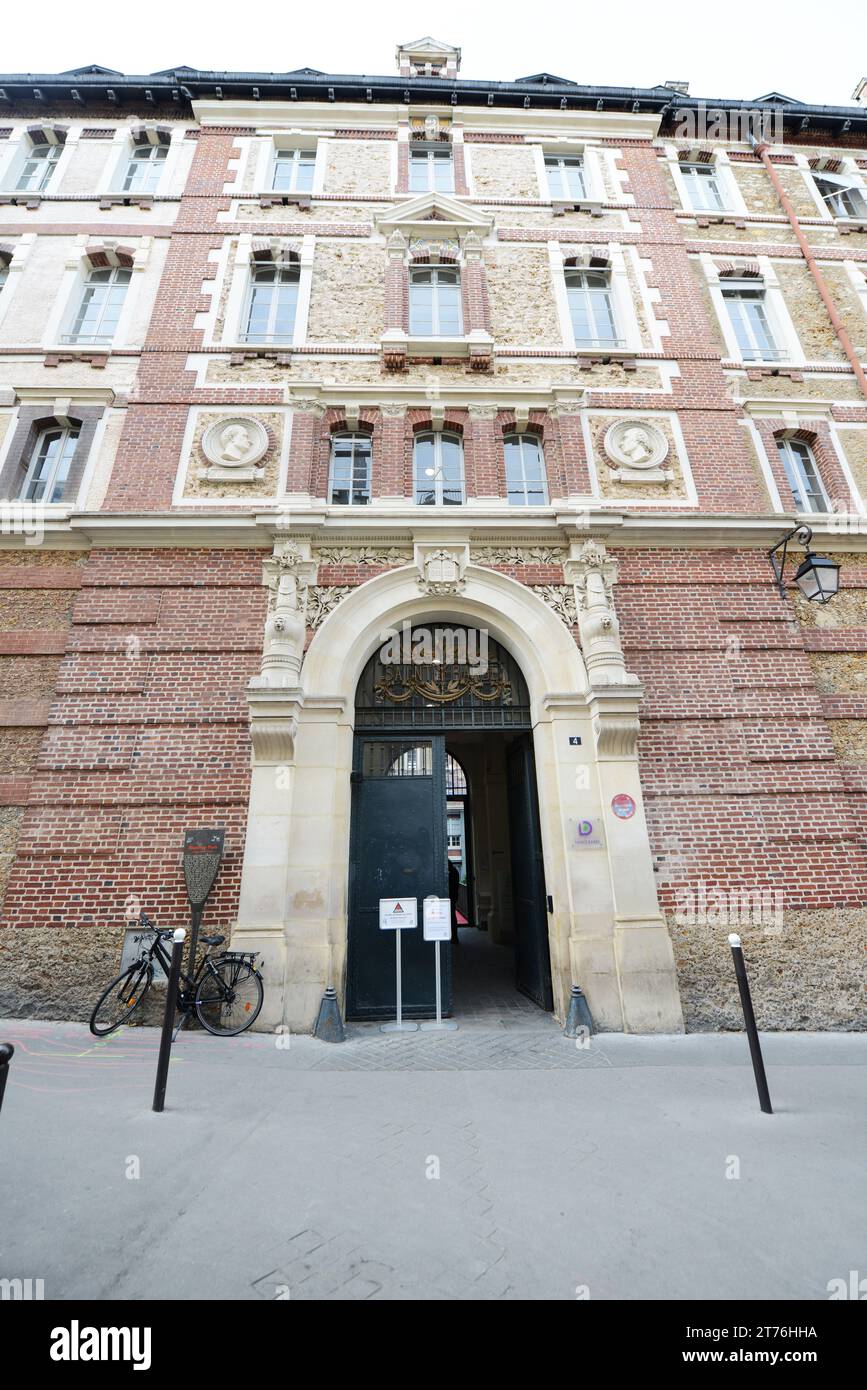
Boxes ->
[89,913,264,1038]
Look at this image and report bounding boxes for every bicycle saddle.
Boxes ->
[200,934,225,947]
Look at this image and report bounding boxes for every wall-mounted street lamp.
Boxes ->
[768,525,840,604]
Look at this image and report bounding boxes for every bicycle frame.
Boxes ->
[143,933,220,1010]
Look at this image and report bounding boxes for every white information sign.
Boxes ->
[423,896,452,942]
[379,897,417,930]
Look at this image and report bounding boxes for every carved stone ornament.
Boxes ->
[200,416,269,482]
[416,545,467,596]
[534,585,578,627]
[603,419,672,483]
[471,545,567,566]
[315,546,412,567]
[306,585,352,630]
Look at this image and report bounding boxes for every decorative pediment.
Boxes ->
[377,192,492,240]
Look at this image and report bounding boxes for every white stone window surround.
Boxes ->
[700,253,804,367]
[582,406,699,507]
[798,155,867,222]
[549,241,643,354]
[218,234,314,349]
[172,404,292,507]
[43,238,150,351]
[94,126,181,198]
[745,407,866,518]
[252,132,329,196]
[0,398,108,512]
[0,126,75,195]
[0,233,35,333]
[664,146,747,216]
[530,138,606,205]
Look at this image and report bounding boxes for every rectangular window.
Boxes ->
[20,427,79,503]
[814,175,867,220]
[409,144,454,193]
[545,154,585,201]
[121,144,168,193]
[65,267,131,345]
[504,434,548,505]
[565,268,620,347]
[409,266,462,337]
[681,162,725,212]
[15,142,61,193]
[413,431,464,505]
[272,148,316,194]
[722,284,784,362]
[329,434,371,505]
[777,437,830,513]
[242,262,299,343]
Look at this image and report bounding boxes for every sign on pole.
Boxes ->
[379,898,418,1034]
[420,896,458,1032]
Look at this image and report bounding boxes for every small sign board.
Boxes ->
[568,736,582,746]
[379,898,418,930]
[611,794,637,820]
[423,896,452,942]
[572,817,606,851]
[120,926,167,983]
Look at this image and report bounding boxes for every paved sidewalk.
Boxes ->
[0,1017,865,1300]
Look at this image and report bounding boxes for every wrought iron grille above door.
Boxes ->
[355,625,531,731]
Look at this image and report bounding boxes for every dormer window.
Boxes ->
[272,148,316,194]
[814,174,867,220]
[545,154,585,201]
[15,141,62,193]
[681,162,726,212]
[409,144,454,193]
[409,264,462,336]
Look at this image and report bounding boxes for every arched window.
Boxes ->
[413,430,464,505]
[121,143,168,193]
[329,432,372,505]
[15,141,61,193]
[409,143,453,193]
[65,265,131,345]
[243,260,300,344]
[565,266,618,347]
[409,264,462,336]
[776,436,830,513]
[20,425,80,503]
[446,753,468,795]
[545,154,585,201]
[272,147,316,194]
[504,433,548,506]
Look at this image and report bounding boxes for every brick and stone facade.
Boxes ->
[0,41,865,1032]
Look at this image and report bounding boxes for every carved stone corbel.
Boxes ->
[250,539,319,689]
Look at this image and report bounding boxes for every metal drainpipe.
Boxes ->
[749,132,867,401]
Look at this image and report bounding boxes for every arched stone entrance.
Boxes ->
[231,539,684,1035]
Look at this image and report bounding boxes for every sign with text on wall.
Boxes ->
[379,898,418,930]
[572,817,606,851]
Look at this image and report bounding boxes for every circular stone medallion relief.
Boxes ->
[201,417,269,469]
[603,420,669,471]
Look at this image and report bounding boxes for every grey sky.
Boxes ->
[4,0,866,109]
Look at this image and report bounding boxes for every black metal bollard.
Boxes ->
[728,933,773,1114]
[0,1043,14,1116]
[564,984,594,1038]
[152,928,186,1114]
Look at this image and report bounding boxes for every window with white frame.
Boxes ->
[721,280,784,362]
[242,259,300,343]
[504,433,548,505]
[413,430,464,505]
[272,147,316,194]
[14,140,62,192]
[65,266,131,345]
[565,266,620,347]
[544,154,586,201]
[409,143,454,193]
[19,425,80,503]
[681,162,726,212]
[120,143,168,193]
[329,432,372,505]
[813,173,867,220]
[0,256,8,292]
[409,264,462,336]
[776,436,830,513]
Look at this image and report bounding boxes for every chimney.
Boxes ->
[663,80,690,95]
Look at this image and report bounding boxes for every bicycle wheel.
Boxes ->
[194,958,263,1036]
[89,961,153,1037]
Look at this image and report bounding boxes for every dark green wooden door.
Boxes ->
[346,736,449,1020]
[507,736,554,1010]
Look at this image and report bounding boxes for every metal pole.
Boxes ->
[395,928,402,1028]
[434,940,442,1024]
[187,904,202,978]
[0,1043,13,1116]
[153,928,186,1114]
[728,934,773,1115]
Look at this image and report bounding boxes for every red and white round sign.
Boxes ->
[611,794,636,820]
